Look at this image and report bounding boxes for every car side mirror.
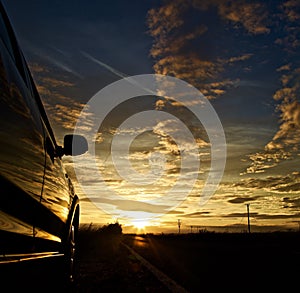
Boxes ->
[63,134,88,156]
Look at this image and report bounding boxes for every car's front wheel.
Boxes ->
[61,206,80,290]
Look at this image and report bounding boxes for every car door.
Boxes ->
[35,118,74,247]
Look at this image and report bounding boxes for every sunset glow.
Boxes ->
[132,220,149,230]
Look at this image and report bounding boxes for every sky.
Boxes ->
[3,0,300,233]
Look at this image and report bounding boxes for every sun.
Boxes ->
[132,220,149,230]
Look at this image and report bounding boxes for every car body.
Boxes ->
[0,1,87,286]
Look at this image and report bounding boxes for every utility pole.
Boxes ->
[246,204,251,233]
[178,219,181,234]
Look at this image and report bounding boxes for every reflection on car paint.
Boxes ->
[41,133,72,223]
[0,3,86,282]
[0,210,33,238]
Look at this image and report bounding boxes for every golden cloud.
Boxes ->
[147,0,263,100]
[216,0,270,34]
[235,172,300,193]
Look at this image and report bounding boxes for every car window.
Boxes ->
[0,6,15,62]
[0,4,33,91]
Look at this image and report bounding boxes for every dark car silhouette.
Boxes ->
[0,1,88,287]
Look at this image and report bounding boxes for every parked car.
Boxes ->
[0,0,87,288]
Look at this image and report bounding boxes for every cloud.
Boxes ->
[28,63,48,73]
[216,0,270,34]
[29,62,90,136]
[282,197,300,209]
[271,71,300,146]
[46,56,83,79]
[95,117,208,193]
[243,67,300,174]
[146,0,265,99]
[40,77,74,88]
[274,1,300,52]
[235,172,300,193]
[153,119,209,149]
[226,54,253,63]
[222,212,300,220]
[147,0,187,41]
[83,197,172,214]
[147,0,220,95]
[190,0,270,34]
[241,0,300,174]
[243,151,292,174]
[228,196,260,204]
[277,63,291,72]
[81,50,128,79]
[281,0,300,23]
[181,211,211,218]
[27,44,83,79]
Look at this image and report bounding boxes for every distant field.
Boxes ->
[122,232,300,292]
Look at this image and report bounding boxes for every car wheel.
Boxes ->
[62,219,79,290]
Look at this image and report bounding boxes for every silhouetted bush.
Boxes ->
[77,222,123,259]
[99,222,123,235]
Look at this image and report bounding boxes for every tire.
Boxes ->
[62,209,80,291]
[66,224,76,280]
